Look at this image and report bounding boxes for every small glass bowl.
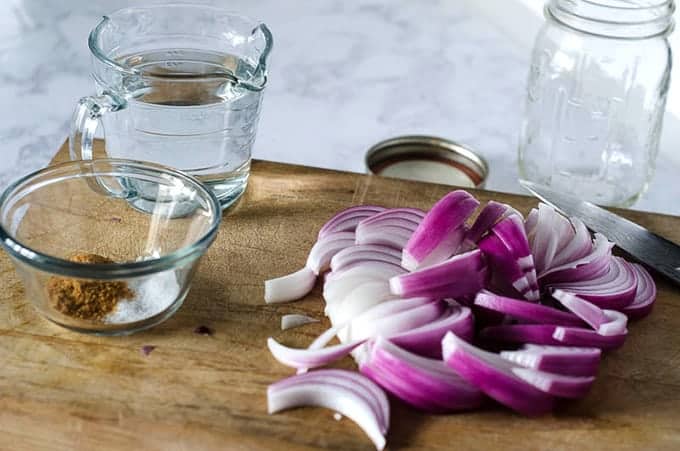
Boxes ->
[0,159,221,335]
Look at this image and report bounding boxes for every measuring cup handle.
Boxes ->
[69,93,122,160]
[68,93,137,200]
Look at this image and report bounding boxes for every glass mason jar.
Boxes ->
[518,0,674,207]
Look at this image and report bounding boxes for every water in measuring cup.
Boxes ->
[100,49,264,208]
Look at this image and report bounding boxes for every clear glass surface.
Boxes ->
[71,5,273,208]
[0,159,221,335]
[518,0,673,207]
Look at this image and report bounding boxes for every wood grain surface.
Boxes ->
[0,140,678,450]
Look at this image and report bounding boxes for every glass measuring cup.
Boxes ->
[70,4,273,209]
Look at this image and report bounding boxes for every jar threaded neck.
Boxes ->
[548,0,675,38]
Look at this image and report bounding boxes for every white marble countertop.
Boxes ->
[1,0,678,215]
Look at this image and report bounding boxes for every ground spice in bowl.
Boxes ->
[47,253,134,321]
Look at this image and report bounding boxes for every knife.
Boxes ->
[520,180,680,287]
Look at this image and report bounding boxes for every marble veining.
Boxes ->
[0,0,677,215]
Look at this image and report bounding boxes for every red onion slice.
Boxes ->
[390,305,474,357]
[270,369,391,431]
[355,229,414,249]
[442,332,555,415]
[473,290,585,327]
[500,345,601,376]
[307,231,357,274]
[346,301,446,342]
[540,233,613,284]
[267,337,365,369]
[552,289,628,336]
[265,267,317,304]
[552,326,627,350]
[330,244,402,272]
[511,367,595,399]
[402,191,479,271]
[327,281,399,326]
[281,314,319,330]
[548,257,638,309]
[479,224,539,301]
[549,217,592,268]
[622,264,657,319]
[463,200,520,251]
[480,324,563,346]
[389,249,487,299]
[357,208,425,228]
[268,369,389,450]
[529,204,574,274]
[318,206,386,239]
[360,337,484,413]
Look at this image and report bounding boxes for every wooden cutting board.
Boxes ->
[0,140,678,451]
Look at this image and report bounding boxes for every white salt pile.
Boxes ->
[105,269,180,324]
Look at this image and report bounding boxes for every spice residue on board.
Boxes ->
[47,253,134,320]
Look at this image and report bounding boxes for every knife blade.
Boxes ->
[520,180,680,287]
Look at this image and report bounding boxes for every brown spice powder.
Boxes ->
[47,253,134,321]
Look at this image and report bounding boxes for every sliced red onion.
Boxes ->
[360,337,484,413]
[355,229,414,249]
[443,332,594,408]
[552,289,628,336]
[354,209,424,249]
[327,281,401,327]
[332,297,435,345]
[500,345,601,376]
[482,323,627,350]
[622,264,656,319]
[390,305,474,357]
[511,367,595,399]
[281,314,319,330]
[345,301,446,342]
[442,332,555,415]
[330,244,402,272]
[549,217,592,268]
[306,231,356,274]
[552,326,627,350]
[389,249,487,299]
[265,267,317,304]
[480,324,563,346]
[548,257,638,309]
[268,369,389,450]
[540,233,613,284]
[463,201,520,251]
[324,261,405,304]
[346,297,436,325]
[402,191,479,271]
[325,260,406,284]
[473,290,584,327]
[318,205,386,239]
[524,208,538,238]
[529,204,575,275]
[357,208,425,228]
[479,218,539,301]
[267,337,364,369]
[493,215,539,299]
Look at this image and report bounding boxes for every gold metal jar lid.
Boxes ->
[365,135,488,188]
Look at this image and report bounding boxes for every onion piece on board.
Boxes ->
[402,190,479,271]
[360,337,484,413]
[268,369,389,450]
